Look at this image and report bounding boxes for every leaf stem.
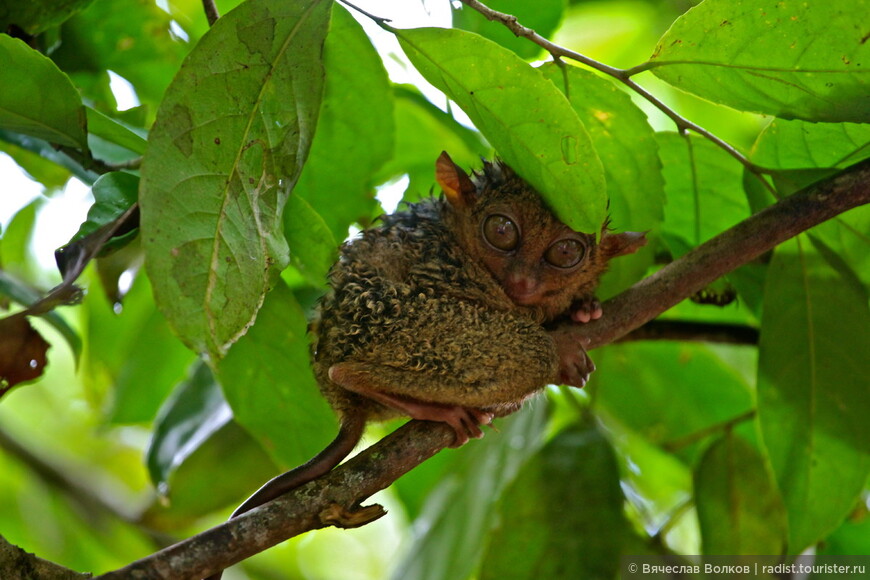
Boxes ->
[202,0,219,27]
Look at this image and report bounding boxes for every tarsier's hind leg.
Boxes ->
[329,363,494,447]
[325,304,560,445]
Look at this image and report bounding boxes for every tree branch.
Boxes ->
[93,160,870,579]
[619,320,759,346]
[0,535,88,580]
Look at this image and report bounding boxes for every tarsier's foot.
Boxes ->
[549,328,595,388]
[570,296,603,323]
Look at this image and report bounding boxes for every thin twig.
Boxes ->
[202,0,219,27]
[661,410,756,452]
[457,0,773,190]
[619,320,760,345]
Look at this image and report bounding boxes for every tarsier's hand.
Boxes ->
[569,295,603,324]
[549,328,595,388]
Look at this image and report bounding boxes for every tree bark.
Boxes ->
[89,161,870,580]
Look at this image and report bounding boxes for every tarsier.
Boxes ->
[208,152,644,578]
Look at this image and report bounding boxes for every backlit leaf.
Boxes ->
[396,26,607,233]
[648,0,869,122]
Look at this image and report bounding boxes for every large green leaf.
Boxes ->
[0,34,88,150]
[392,404,548,580]
[396,27,607,234]
[452,0,565,60]
[648,0,869,122]
[293,3,394,240]
[140,0,331,357]
[480,416,627,580]
[539,62,664,232]
[657,132,750,257]
[694,434,787,555]
[146,361,230,490]
[216,281,334,469]
[757,237,870,552]
[594,341,754,462]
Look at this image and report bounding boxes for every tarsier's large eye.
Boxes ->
[544,239,586,268]
[482,214,520,251]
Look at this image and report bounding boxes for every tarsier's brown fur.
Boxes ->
[207,152,645,579]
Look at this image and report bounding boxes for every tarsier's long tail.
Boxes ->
[204,413,366,580]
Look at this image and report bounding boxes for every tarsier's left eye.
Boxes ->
[482,214,520,252]
[544,239,586,268]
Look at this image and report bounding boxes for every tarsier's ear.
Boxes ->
[436,151,476,208]
[600,230,648,258]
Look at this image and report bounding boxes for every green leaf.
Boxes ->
[648,0,869,122]
[452,0,565,60]
[694,434,788,555]
[293,4,394,240]
[539,62,664,232]
[0,129,98,184]
[393,404,548,580]
[0,0,94,36]
[68,172,138,253]
[396,26,607,234]
[0,140,70,189]
[49,0,189,110]
[144,420,278,521]
[481,416,627,580]
[84,272,195,423]
[216,281,335,468]
[140,0,332,357]
[657,132,751,257]
[757,237,870,552]
[146,361,230,490]
[0,34,88,150]
[85,107,148,156]
[751,120,870,170]
[283,193,337,288]
[594,341,754,462]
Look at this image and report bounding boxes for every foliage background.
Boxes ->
[0,0,868,578]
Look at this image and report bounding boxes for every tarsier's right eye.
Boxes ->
[482,214,520,252]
